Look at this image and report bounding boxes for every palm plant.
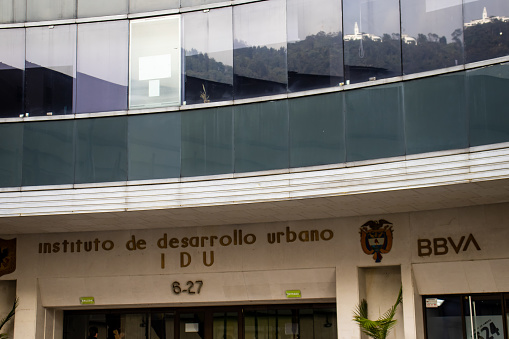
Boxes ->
[353,287,403,339]
[0,298,18,339]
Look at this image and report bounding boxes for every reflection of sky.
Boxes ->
[184,8,233,66]
[26,25,76,77]
[0,29,25,70]
[287,0,341,42]
[401,0,462,40]
[343,0,400,36]
[233,0,286,49]
[78,21,128,86]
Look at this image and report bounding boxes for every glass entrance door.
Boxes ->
[464,295,504,339]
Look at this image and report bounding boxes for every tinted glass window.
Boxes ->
[75,116,128,184]
[404,72,468,154]
[77,0,127,18]
[0,28,24,118]
[289,92,345,168]
[464,0,509,63]
[234,100,289,173]
[22,120,74,186]
[0,123,22,188]
[183,7,233,105]
[129,16,181,109]
[287,0,343,91]
[464,295,503,339]
[25,25,76,116]
[0,0,25,23]
[345,83,405,161]
[181,107,233,177]
[233,0,287,99]
[468,63,509,146]
[128,112,181,181]
[77,20,128,113]
[424,295,463,339]
[26,0,75,21]
[129,0,179,15]
[343,0,401,83]
[181,0,226,7]
[401,0,464,74]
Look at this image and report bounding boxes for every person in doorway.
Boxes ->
[87,326,98,339]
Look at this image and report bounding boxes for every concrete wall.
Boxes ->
[2,202,509,339]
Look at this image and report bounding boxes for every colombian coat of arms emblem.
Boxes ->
[360,220,393,263]
[0,238,16,277]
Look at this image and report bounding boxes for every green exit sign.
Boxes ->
[286,290,301,298]
[79,297,95,305]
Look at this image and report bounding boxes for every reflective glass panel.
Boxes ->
[181,107,233,177]
[151,312,175,339]
[77,0,127,18]
[25,25,76,116]
[77,20,128,113]
[467,63,509,146]
[345,83,405,161]
[287,0,343,91]
[130,16,181,109]
[0,123,22,188]
[26,0,75,21]
[234,100,289,173]
[0,0,25,23]
[233,0,287,99]
[244,309,277,339]
[128,112,181,181]
[22,120,74,186]
[343,0,401,83]
[313,308,337,339]
[180,312,205,339]
[464,0,509,63]
[404,72,468,154]
[75,116,128,184]
[424,295,463,339]
[129,0,179,15]
[213,312,238,339]
[464,295,503,339]
[0,28,24,118]
[289,92,345,168]
[183,7,233,105]
[401,0,464,74]
[181,0,225,7]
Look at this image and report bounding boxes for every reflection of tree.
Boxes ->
[234,45,287,84]
[464,20,509,63]
[344,37,401,71]
[403,31,462,74]
[185,49,233,85]
[288,32,342,77]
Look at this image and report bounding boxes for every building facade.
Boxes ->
[1,0,509,338]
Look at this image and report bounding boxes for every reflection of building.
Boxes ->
[343,22,382,41]
[464,7,509,27]
[402,34,417,45]
[1,1,509,339]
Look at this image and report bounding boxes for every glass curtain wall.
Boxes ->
[233,0,287,99]
[183,7,233,105]
[0,28,24,118]
[77,20,129,113]
[286,0,343,91]
[401,0,464,74]
[343,0,401,83]
[26,0,75,21]
[129,16,181,109]
[25,24,76,116]
[77,0,128,18]
[0,0,25,23]
[463,0,509,63]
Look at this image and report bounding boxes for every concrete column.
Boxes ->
[401,263,424,339]
[13,278,41,339]
[336,265,361,339]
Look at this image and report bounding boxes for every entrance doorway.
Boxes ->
[63,304,336,339]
